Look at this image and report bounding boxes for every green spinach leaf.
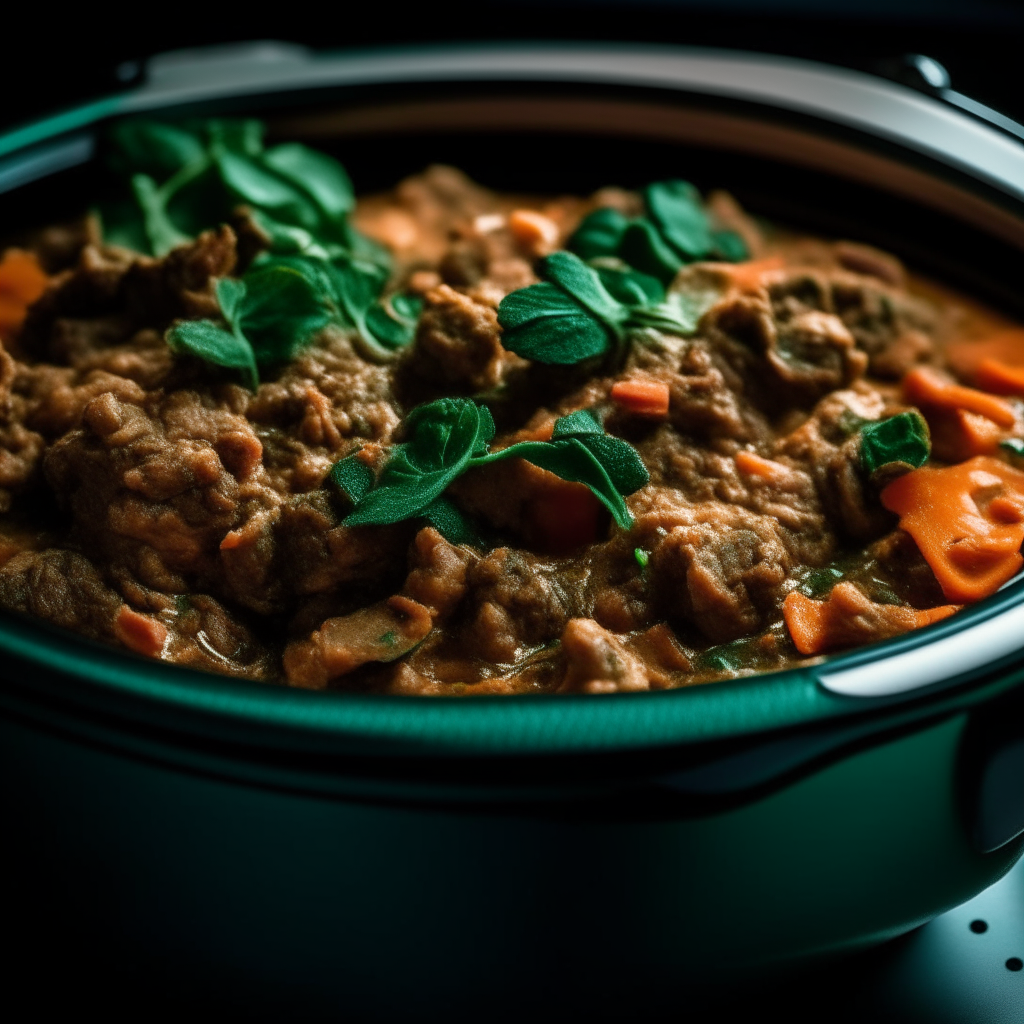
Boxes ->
[567,179,749,287]
[859,411,931,477]
[103,118,378,269]
[345,400,494,527]
[336,400,649,542]
[498,251,716,365]
[165,264,331,387]
[166,312,259,392]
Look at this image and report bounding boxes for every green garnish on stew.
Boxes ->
[103,118,385,269]
[497,251,716,366]
[167,255,422,386]
[109,119,424,383]
[859,411,931,477]
[330,402,649,543]
[568,180,748,286]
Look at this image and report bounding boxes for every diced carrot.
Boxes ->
[0,249,48,340]
[975,358,1024,397]
[507,209,560,254]
[720,256,785,293]
[610,379,670,417]
[946,329,1024,379]
[783,585,958,657]
[928,407,1006,462]
[735,450,789,482]
[880,455,1024,602]
[530,479,602,553]
[520,418,555,441]
[903,366,1017,428]
[114,606,169,658]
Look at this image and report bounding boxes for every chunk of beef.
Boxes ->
[0,548,122,641]
[403,284,508,393]
[557,618,649,694]
[43,390,280,601]
[460,547,578,663]
[830,273,936,379]
[778,385,901,540]
[634,489,793,643]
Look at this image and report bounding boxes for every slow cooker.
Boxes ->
[2,42,1024,1018]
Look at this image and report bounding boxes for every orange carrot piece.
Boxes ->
[520,418,556,442]
[530,480,602,553]
[610,379,670,417]
[720,256,785,293]
[507,209,560,254]
[783,585,958,657]
[903,365,1017,428]
[946,329,1024,379]
[114,606,169,658]
[735,450,789,481]
[880,455,1024,602]
[975,358,1024,397]
[0,249,47,339]
[927,407,1006,462]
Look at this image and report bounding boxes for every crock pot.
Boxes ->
[3,42,1024,1018]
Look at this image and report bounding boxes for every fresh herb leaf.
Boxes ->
[550,408,649,494]
[330,453,375,505]
[567,179,749,287]
[498,251,714,366]
[165,263,331,387]
[569,207,630,261]
[593,264,666,306]
[420,496,483,547]
[713,229,749,262]
[166,317,259,390]
[262,143,355,221]
[323,260,419,358]
[480,437,632,528]
[497,279,613,364]
[216,150,321,231]
[104,118,378,269]
[337,399,648,539]
[859,411,931,476]
[634,547,649,570]
[619,217,686,284]
[108,121,206,178]
[131,173,190,256]
[645,180,714,260]
[1001,437,1024,460]
[345,400,495,527]
[234,263,332,363]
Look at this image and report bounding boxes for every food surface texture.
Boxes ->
[0,118,1022,695]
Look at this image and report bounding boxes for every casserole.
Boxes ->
[3,42,1024,1016]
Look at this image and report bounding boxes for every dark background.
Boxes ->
[7,0,1024,134]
